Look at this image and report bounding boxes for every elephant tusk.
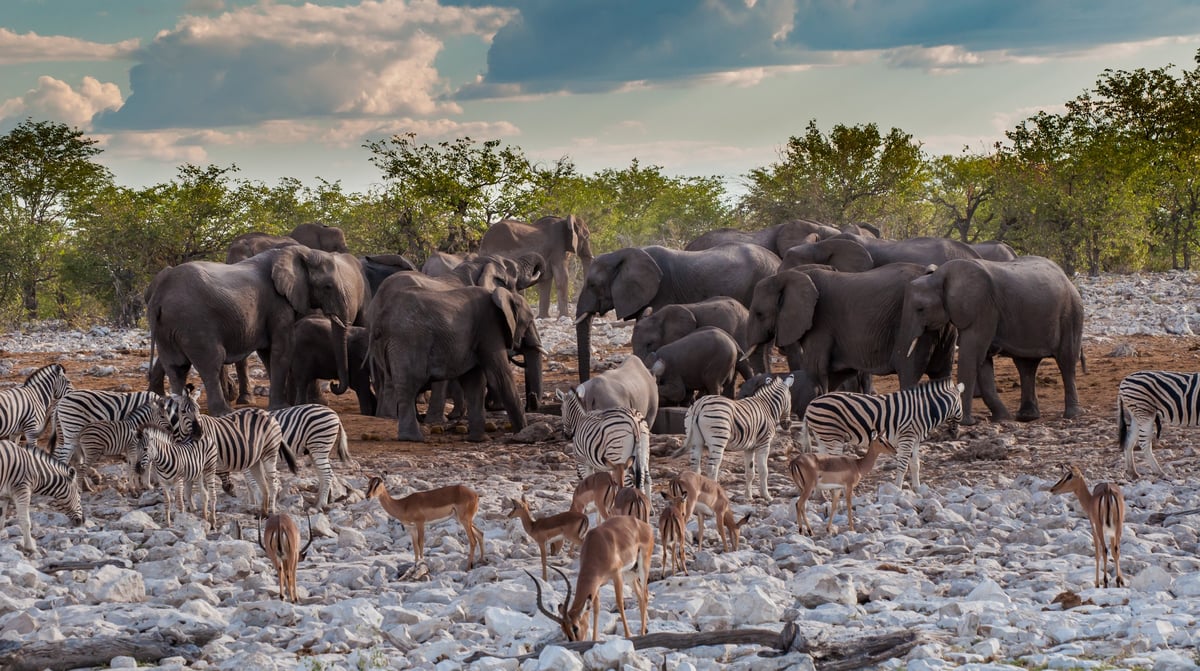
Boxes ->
[538,346,549,356]
[331,314,347,328]
[906,337,918,358]
[574,312,593,326]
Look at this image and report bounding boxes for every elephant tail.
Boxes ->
[147,310,158,388]
[1079,349,1088,375]
[335,424,351,462]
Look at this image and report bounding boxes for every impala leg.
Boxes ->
[613,572,632,639]
[844,483,855,533]
[413,523,426,564]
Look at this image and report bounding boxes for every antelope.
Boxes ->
[366,476,484,570]
[507,496,590,580]
[658,491,689,576]
[716,509,752,551]
[613,486,651,523]
[1049,464,1126,588]
[256,512,315,603]
[570,471,618,522]
[788,438,897,535]
[667,470,738,551]
[529,515,655,641]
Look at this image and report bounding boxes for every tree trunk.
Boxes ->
[0,628,220,671]
[21,280,37,318]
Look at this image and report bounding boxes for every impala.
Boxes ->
[366,476,484,570]
[507,496,589,580]
[569,471,618,522]
[1049,464,1126,588]
[613,486,651,523]
[667,470,739,550]
[658,491,689,576]
[529,515,655,641]
[788,438,897,535]
[256,512,315,603]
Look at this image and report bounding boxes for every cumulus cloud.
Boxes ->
[0,28,138,64]
[0,76,124,128]
[445,0,1200,95]
[95,0,515,130]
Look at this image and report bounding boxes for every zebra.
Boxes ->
[557,388,651,495]
[74,399,170,492]
[0,363,72,447]
[1117,370,1200,478]
[268,404,352,510]
[162,389,296,517]
[684,374,793,501]
[136,426,220,528]
[802,377,964,490]
[51,390,161,466]
[0,439,84,553]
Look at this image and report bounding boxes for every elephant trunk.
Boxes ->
[329,314,351,395]
[576,313,593,383]
[521,341,544,412]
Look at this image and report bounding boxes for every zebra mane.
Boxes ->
[22,363,64,386]
[20,441,75,478]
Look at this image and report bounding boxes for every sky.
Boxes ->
[2,0,1199,196]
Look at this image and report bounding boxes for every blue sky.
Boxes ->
[2,0,1199,195]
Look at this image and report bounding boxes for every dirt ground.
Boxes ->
[7,332,1200,502]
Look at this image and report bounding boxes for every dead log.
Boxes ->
[0,627,220,671]
[463,623,923,667]
[1148,507,1200,525]
[40,558,131,573]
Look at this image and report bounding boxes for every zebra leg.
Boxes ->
[218,470,236,496]
[15,486,35,553]
[1143,424,1167,476]
[162,480,173,527]
[1121,412,1141,479]
[313,449,333,511]
[753,445,770,501]
[900,437,922,490]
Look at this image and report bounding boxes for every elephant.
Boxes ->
[478,215,593,319]
[896,256,1084,425]
[146,246,365,416]
[226,222,349,263]
[367,274,543,441]
[575,243,781,383]
[685,219,842,256]
[645,327,742,406]
[744,265,957,408]
[450,252,547,293]
[782,235,981,272]
[574,356,658,428]
[630,297,760,379]
[287,314,375,415]
[422,251,477,278]
[970,241,1018,262]
[360,254,418,293]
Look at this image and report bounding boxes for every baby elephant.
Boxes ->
[288,314,376,415]
[645,327,741,407]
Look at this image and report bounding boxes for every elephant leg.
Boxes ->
[306,380,323,405]
[975,355,1009,422]
[354,376,376,416]
[194,351,234,416]
[234,359,252,405]
[449,382,468,420]
[552,261,570,320]
[149,358,167,395]
[393,378,426,442]
[1056,352,1083,419]
[265,338,290,410]
[163,361,191,397]
[425,381,449,424]
[1012,357,1043,422]
[954,337,993,425]
[459,368,488,442]
[536,275,553,319]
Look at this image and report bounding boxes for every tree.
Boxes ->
[926,150,999,243]
[740,120,927,234]
[0,119,110,317]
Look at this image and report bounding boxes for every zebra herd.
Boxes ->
[0,363,353,554]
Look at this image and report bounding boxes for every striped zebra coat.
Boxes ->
[557,388,652,494]
[75,400,169,491]
[52,390,161,466]
[163,390,296,517]
[0,363,72,447]
[1117,370,1200,478]
[0,439,84,553]
[684,374,793,501]
[802,377,963,490]
[136,426,220,528]
[269,404,351,510]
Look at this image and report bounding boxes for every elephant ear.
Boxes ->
[562,215,579,253]
[823,239,874,273]
[611,248,663,320]
[491,287,534,349]
[775,271,819,348]
[940,259,990,326]
[271,246,315,314]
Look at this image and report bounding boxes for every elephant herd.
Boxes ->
[144,215,1083,445]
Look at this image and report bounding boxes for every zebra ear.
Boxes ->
[955,382,965,393]
[555,388,567,402]
[783,374,795,388]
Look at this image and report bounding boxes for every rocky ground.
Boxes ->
[2,272,1200,671]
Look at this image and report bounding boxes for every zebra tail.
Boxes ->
[279,441,299,474]
[1117,397,1127,449]
[335,425,351,462]
[683,405,703,452]
[632,424,650,491]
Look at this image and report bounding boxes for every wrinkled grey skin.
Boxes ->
[897,256,1084,425]
[783,235,981,272]
[146,246,365,416]
[744,265,956,404]
[575,244,781,383]
[738,370,863,420]
[421,251,477,278]
[368,273,543,441]
[630,298,760,379]
[288,314,375,415]
[970,241,1018,262]
[645,327,742,406]
[685,219,842,256]
[360,254,418,293]
[479,215,593,318]
[450,252,547,292]
[226,223,349,263]
[574,355,658,426]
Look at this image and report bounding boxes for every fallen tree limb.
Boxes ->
[1148,507,1200,525]
[463,623,924,668]
[40,558,131,573]
[0,627,220,671]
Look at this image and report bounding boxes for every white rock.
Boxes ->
[1170,572,1200,598]
[83,565,145,604]
[791,565,857,607]
[1133,565,1175,592]
[109,656,138,668]
[965,578,1011,605]
[113,510,159,532]
[484,606,534,639]
[536,645,584,671]
[582,637,634,669]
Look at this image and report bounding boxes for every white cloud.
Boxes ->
[0,28,138,65]
[0,76,124,128]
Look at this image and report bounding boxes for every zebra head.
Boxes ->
[24,363,73,400]
[163,391,204,444]
[556,387,584,438]
[758,375,794,430]
[941,378,965,438]
[135,426,173,488]
[32,448,84,527]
